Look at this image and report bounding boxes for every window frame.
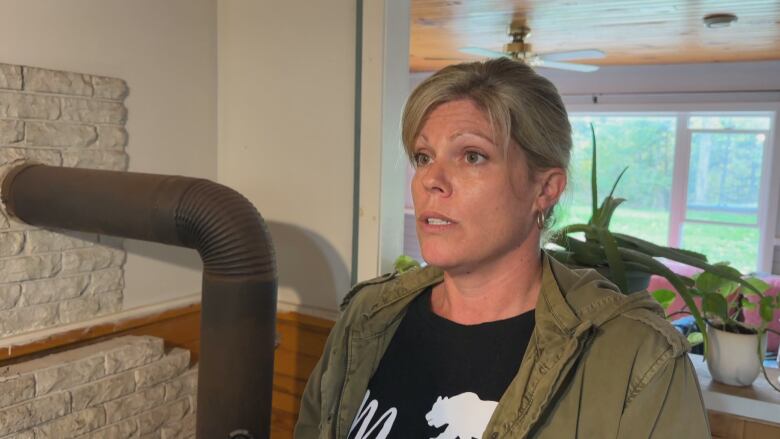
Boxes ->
[565,101,780,273]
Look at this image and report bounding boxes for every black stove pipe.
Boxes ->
[1,163,277,439]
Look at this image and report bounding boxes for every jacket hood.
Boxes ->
[541,253,666,329]
[534,253,684,351]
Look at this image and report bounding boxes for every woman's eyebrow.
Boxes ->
[415,134,431,148]
[450,130,494,143]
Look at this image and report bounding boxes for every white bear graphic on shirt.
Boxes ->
[425,392,498,439]
[349,390,498,439]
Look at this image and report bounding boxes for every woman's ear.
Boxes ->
[536,168,567,212]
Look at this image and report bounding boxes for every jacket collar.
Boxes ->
[352,251,664,344]
[354,251,598,338]
[536,254,584,336]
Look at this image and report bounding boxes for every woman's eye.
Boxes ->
[413,153,431,167]
[465,151,486,164]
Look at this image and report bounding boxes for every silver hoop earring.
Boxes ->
[536,210,546,229]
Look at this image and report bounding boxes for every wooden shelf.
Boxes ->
[690,353,780,425]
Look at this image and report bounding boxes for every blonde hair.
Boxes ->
[401,58,572,228]
[401,58,572,227]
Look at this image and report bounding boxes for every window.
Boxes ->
[564,112,774,273]
[565,115,676,246]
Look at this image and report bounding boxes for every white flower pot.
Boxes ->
[706,325,766,387]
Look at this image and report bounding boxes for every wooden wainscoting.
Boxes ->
[709,411,780,439]
[271,312,334,438]
[0,303,203,364]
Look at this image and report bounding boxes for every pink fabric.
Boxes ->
[647,259,780,353]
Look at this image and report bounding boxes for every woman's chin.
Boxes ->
[419,247,464,270]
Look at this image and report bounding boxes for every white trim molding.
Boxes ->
[355,0,411,281]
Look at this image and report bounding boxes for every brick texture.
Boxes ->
[0,336,198,439]
[0,62,130,337]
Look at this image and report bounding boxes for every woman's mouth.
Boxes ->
[419,212,457,231]
[426,218,452,225]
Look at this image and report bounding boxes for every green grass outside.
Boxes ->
[686,209,757,225]
[553,205,759,273]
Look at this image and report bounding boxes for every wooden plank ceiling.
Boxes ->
[410,0,780,72]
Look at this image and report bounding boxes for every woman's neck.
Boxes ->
[431,245,543,325]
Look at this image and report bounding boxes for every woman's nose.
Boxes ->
[421,161,452,196]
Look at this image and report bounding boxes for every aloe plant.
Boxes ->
[547,125,770,355]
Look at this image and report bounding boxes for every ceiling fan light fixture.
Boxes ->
[459,24,603,73]
[702,13,738,29]
[505,42,531,55]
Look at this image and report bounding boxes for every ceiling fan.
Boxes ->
[460,24,605,73]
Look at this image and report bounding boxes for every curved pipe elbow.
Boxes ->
[175,179,275,279]
[0,163,278,439]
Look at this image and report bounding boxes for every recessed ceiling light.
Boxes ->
[703,13,738,28]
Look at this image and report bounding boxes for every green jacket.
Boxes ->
[295,254,711,438]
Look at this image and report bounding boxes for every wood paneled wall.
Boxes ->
[709,411,780,439]
[3,305,779,438]
[0,303,202,364]
[271,312,333,439]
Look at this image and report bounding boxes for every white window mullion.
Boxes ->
[758,110,780,273]
[668,112,692,248]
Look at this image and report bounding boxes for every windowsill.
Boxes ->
[690,353,780,424]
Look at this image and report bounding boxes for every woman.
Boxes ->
[295,58,709,438]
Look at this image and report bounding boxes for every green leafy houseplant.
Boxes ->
[654,268,780,390]
[546,125,773,359]
[393,254,421,273]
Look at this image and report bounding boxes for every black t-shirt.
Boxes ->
[347,287,535,439]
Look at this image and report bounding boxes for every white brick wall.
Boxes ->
[0,336,197,439]
[0,62,129,336]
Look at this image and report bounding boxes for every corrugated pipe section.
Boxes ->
[1,163,277,439]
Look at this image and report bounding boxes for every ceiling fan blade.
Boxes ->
[539,49,605,62]
[459,47,509,59]
[534,59,599,73]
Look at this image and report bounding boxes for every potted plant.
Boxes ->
[654,269,780,389]
[547,125,780,389]
[394,254,421,273]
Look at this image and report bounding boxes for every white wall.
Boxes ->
[0,0,218,310]
[218,0,356,317]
